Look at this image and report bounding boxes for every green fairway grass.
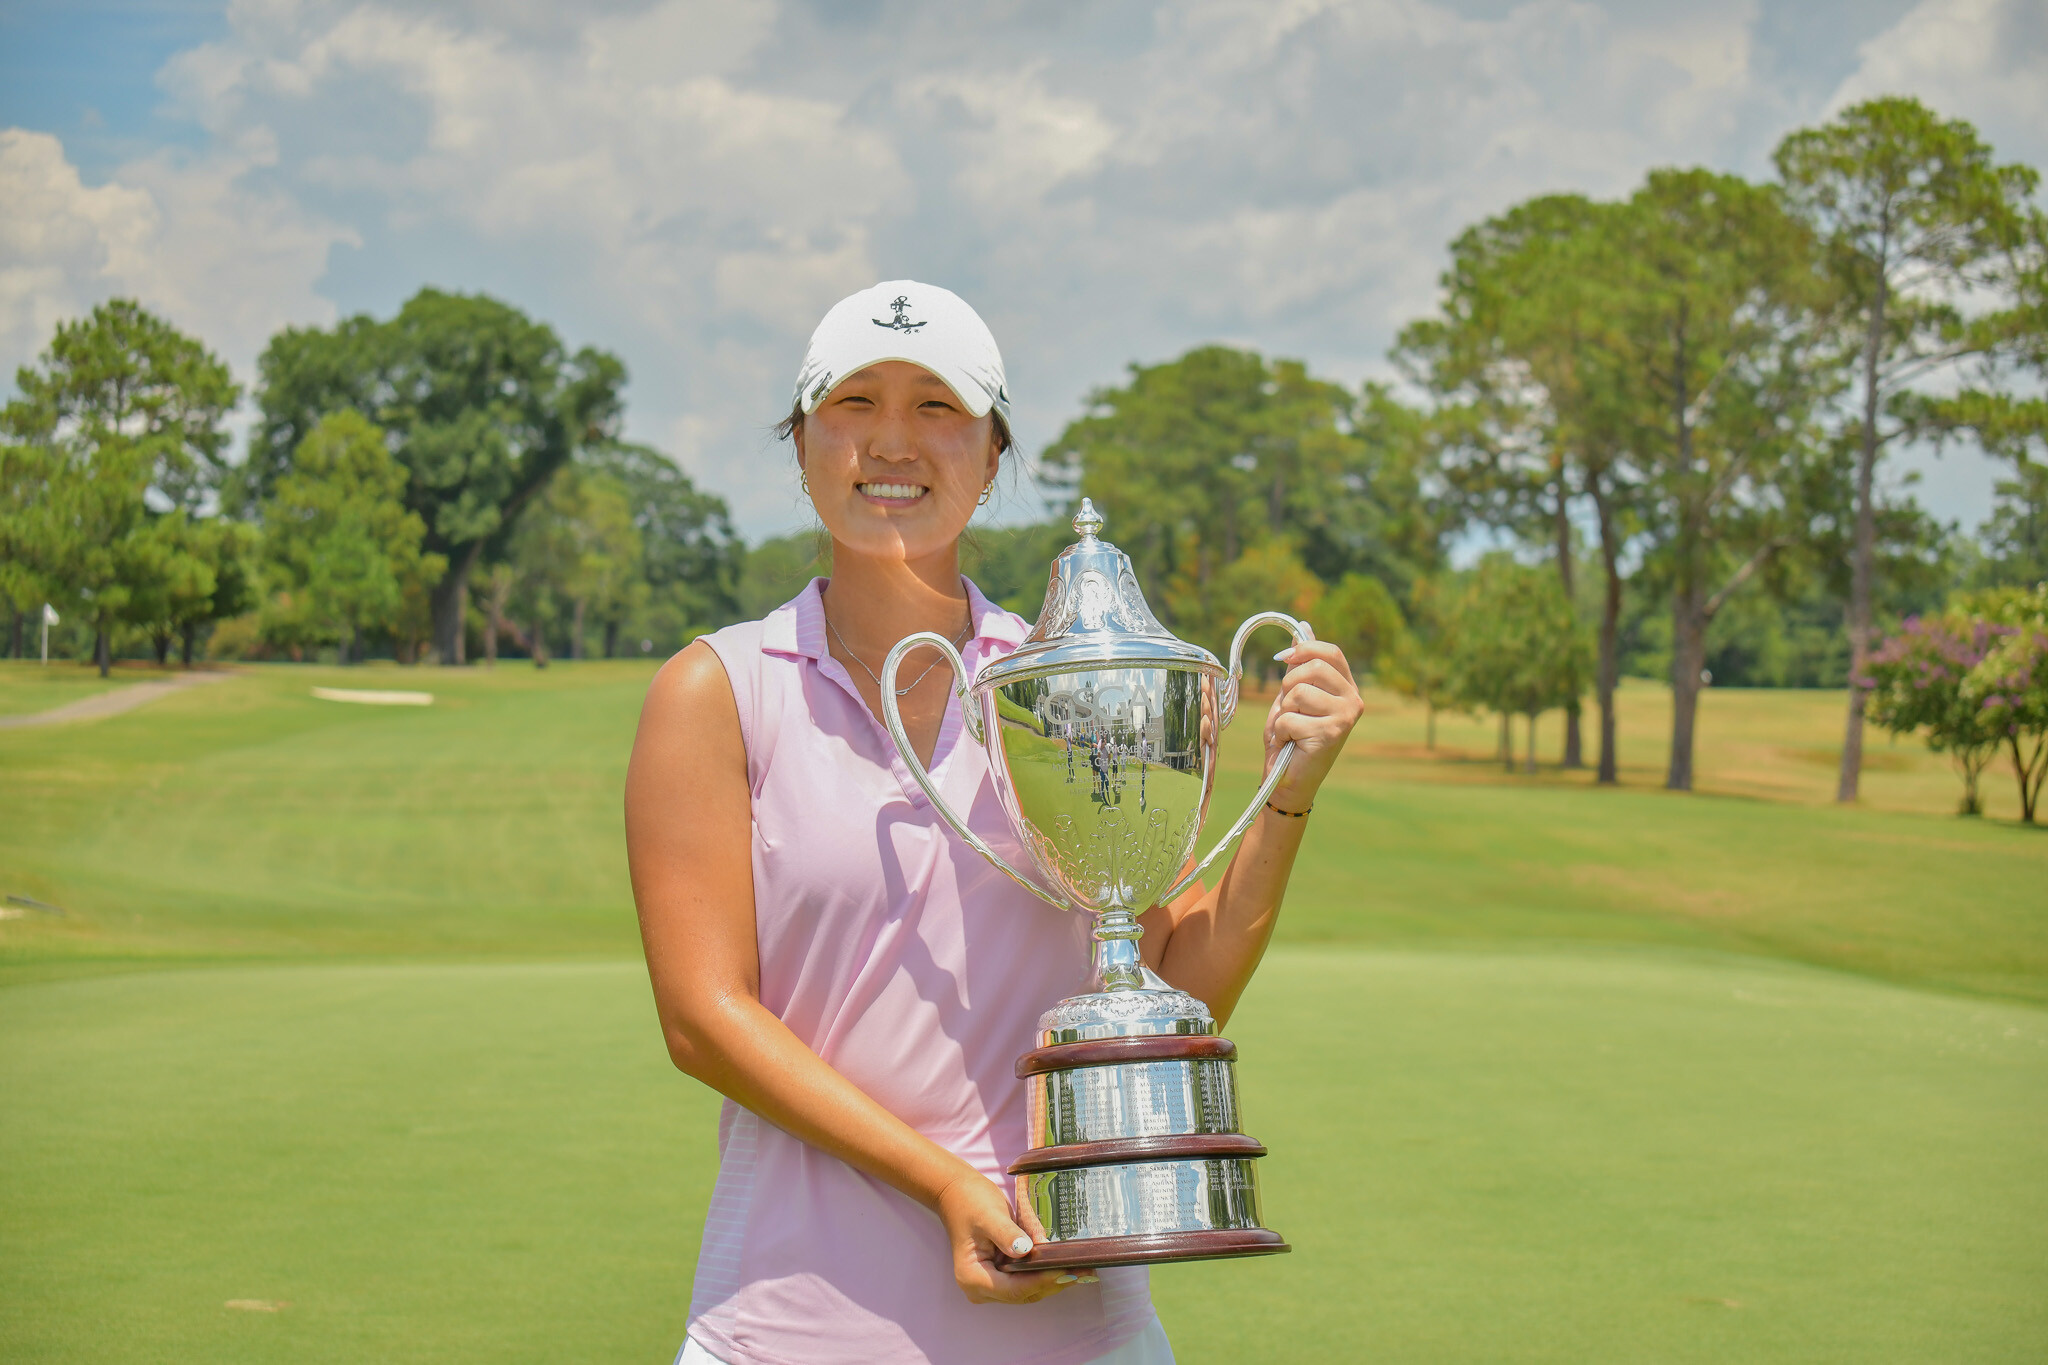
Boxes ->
[0,663,650,976]
[0,660,152,716]
[1,951,2040,1364]
[2,660,2044,1361]
[3,663,2043,999]
[1339,676,2043,821]
[1170,947,2048,1364]
[0,961,716,1364]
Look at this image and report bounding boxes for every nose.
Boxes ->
[865,404,919,464]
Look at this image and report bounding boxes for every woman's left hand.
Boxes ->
[1262,641,1365,812]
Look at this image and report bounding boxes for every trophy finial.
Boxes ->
[1073,498,1104,540]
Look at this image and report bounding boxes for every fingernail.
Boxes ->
[1056,1273,1077,1283]
[1273,649,1292,661]
[1010,1236,1033,1256]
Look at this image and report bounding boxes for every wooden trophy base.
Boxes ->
[1003,1227,1291,1271]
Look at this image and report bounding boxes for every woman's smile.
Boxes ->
[857,480,930,505]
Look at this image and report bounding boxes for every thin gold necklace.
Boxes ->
[823,607,972,697]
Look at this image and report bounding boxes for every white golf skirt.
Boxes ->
[676,1314,1175,1365]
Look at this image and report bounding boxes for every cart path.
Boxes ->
[0,670,235,729]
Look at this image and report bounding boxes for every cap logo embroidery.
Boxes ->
[872,295,927,332]
[810,372,832,402]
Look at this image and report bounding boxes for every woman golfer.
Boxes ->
[625,281,1363,1365]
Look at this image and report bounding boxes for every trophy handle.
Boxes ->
[879,631,1069,911]
[1157,612,1318,906]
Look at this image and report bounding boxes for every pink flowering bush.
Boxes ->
[1962,585,2048,824]
[1861,611,2009,815]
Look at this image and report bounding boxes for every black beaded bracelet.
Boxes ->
[1264,800,1312,818]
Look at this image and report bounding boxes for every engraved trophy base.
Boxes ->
[1002,961,1289,1271]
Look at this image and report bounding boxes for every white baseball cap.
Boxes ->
[792,280,1011,432]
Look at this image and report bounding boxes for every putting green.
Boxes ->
[3,948,2041,1363]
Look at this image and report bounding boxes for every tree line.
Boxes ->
[3,291,740,674]
[1036,96,2045,809]
[3,97,2042,814]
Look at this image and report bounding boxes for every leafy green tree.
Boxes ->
[4,299,238,511]
[1977,460,2047,587]
[1914,210,2048,590]
[2,300,239,674]
[252,289,626,663]
[1961,585,2048,822]
[1186,540,1326,670]
[1397,192,1626,776]
[496,464,644,661]
[1446,555,1589,773]
[474,561,522,668]
[1040,346,1444,625]
[1040,345,1316,598]
[1,440,59,656]
[41,445,151,674]
[560,471,645,660]
[260,411,446,663]
[487,442,742,662]
[106,510,261,666]
[1599,168,1832,790]
[1386,574,1457,749]
[1774,97,2041,802]
[1704,570,1855,687]
[96,504,262,666]
[737,531,828,622]
[179,518,262,664]
[960,521,1073,618]
[124,512,217,665]
[1310,383,1449,595]
[1317,572,1408,682]
[582,442,740,649]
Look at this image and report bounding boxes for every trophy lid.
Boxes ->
[977,499,1222,690]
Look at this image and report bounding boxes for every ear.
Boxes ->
[983,422,1003,484]
[792,417,807,465]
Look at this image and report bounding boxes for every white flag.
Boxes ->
[42,603,59,625]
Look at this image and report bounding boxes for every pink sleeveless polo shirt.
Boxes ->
[687,578,1156,1365]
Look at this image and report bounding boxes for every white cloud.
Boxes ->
[897,67,1118,213]
[937,0,1783,406]
[0,128,351,384]
[0,131,160,370]
[7,0,2033,533]
[142,1,909,520]
[1829,0,2048,154]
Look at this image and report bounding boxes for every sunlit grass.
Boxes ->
[2,952,2040,1364]
[2,660,2044,1361]
[1331,677,2025,819]
[0,658,156,716]
[3,664,2042,1000]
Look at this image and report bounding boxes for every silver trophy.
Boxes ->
[881,500,1311,1270]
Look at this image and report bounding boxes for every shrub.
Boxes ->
[1862,612,2005,814]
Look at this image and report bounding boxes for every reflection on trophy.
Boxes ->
[882,500,1313,1270]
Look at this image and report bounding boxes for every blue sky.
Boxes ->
[3,0,2043,541]
[2,3,224,177]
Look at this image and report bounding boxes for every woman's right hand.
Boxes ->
[937,1171,1096,1305]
